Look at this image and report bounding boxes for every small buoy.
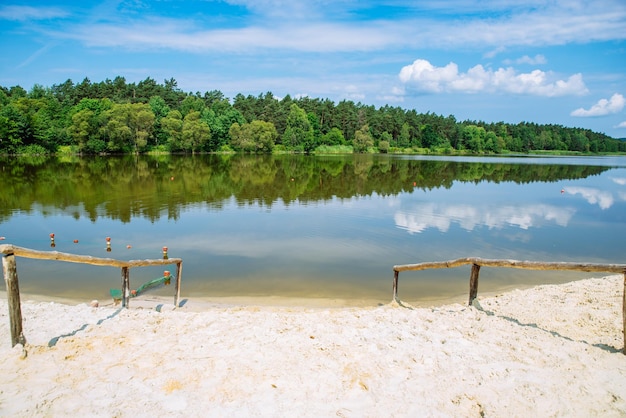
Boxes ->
[561,189,565,194]
[73,239,79,243]
[126,244,132,249]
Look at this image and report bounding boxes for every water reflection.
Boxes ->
[395,203,575,233]
[0,154,614,223]
[1,154,625,304]
[611,177,626,185]
[564,187,614,209]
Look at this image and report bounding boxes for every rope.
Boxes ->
[110,275,173,300]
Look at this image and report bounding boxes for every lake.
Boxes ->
[1,153,625,306]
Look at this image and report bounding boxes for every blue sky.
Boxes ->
[1,1,625,138]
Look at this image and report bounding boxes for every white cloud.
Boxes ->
[442,2,626,48]
[398,59,588,97]
[16,43,58,69]
[60,20,398,53]
[483,46,507,58]
[342,84,365,101]
[618,121,626,128]
[223,0,319,19]
[0,5,68,21]
[503,54,547,65]
[571,93,625,117]
[30,0,626,55]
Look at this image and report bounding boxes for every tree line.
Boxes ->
[1,76,624,155]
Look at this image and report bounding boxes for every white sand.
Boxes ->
[1,275,625,417]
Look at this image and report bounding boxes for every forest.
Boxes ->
[1,76,624,155]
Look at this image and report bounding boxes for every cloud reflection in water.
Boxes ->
[564,187,613,209]
[394,203,575,234]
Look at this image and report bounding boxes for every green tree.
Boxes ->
[182,110,210,152]
[202,100,245,151]
[51,79,76,106]
[421,124,439,148]
[398,123,411,148]
[149,96,170,147]
[484,131,504,153]
[67,109,95,151]
[0,104,22,152]
[378,131,393,152]
[307,112,321,147]
[332,100,359,143]
[462,125,486,152]
[353,124,374,153]
[100,103,154,153]
[134,77,160,103]
[132,103,155,152]
[101,104,132,152]
[229,120,277,153]
[66,98,112,152]
[162,110,183,151]
[233,93,259,123]
[179,95,205,117]
[319,127,345,146]
[282,103,314,152]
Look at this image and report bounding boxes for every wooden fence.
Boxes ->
[1,244,182,347]
[393,257,626,354]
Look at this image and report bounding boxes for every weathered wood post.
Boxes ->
[2,252,26,347]
[623,270,626,355]
[174,261,182,307]
[121,266,130,308]
[468,263,481,306]
[393,270,399,302]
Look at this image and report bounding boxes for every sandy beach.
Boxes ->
[1,275,625,417]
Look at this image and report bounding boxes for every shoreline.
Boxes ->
[0,279,554,311]
[1,275,625,416]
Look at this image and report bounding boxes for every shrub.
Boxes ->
[18,144,49,155]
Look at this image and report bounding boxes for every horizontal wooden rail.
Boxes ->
[1,244,183,348]
[394,257,626,274]
[392,257,626,355]
[0,244,181,269]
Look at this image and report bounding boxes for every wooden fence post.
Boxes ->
[622,271,626,355]
[175,261,182,307]
[2,252,26,347]
[121,266,130,308]
[468,263,481,306]
[393,270,399,302]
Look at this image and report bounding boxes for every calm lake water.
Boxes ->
[1,154,625,306]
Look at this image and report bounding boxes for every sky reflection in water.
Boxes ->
[2,155,625,305]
